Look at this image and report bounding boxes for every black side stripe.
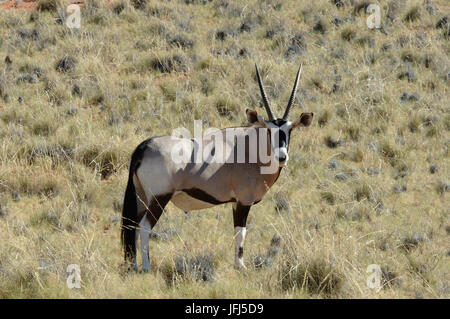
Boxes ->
[182,188,236,205]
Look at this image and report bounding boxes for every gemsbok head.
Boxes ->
[121,63,313,271]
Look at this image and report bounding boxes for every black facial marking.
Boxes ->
[269,120,288,148]
[278,130,287,148]
[270,119,287,126]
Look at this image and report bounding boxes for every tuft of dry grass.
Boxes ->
[280,256,343,297]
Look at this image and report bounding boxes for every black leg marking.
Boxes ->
[238,247,244,259]
[233,202,251,227]
[233,202,251,269]
[182,188,236,205]
[146,193,172,228]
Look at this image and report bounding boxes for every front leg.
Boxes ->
[232,202,250,269]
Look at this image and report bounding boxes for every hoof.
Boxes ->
[119,262,138,274]
[234,263,247,270]
[129,264,139,272]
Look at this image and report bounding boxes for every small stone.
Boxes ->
[313,20,326,34]
[375,201,385,211]
[254,255,272,269]
[72,84,82,96]
[412,233,425,243]
[332,17,345,26]
[270,234,281,247]
[368,141,378,152]
[216,30,228,41]
[16,73,38,84]
[0,206,8,218]
[335,173,348,181]
[423,115,438,127]
[66,108,78,116]
[392,185,402,193]
[267,247,279,258]
[265,24,284,39]
[12,192,21,201]
[274,195,290,213]
[367,167,380,175]
[239,21,253,33]
[325,137,344,148]
[409,93,419,101]
[331,83,339,93]
[400,92,410,101]
[328,160,339,170]
[238,47,251,58]
[46,213,58,224]
[56,56,76,73]
[38,259,56,272]
[395,170,409,179]
[440,182,450,193]
[333,0,345,8]
[398,67,416,82]
[401,92,419,102]
[429,164,439,174]
[425,1,436,15]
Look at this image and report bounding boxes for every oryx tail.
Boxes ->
[121,141,146,262]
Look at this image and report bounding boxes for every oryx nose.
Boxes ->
[275,148,288,163]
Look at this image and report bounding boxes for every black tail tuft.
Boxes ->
[121,140,148,263]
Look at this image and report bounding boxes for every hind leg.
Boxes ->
[233,202,251,269]
[138,193,172,272]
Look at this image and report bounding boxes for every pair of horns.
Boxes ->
[255,63,302,121]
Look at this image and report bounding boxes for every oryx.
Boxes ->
[121,63,313,271]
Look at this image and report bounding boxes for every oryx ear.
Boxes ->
[246,109,267,127]
[246,109,258,124]
[292,112,314,128]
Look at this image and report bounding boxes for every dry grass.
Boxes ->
[0,0,449,298]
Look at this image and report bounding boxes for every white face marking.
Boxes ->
[265,121,293,166]
[234,226,247,269]
[138,214,152,272]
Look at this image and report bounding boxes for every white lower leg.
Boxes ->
[139,214,151,272]
[129,230,139,271]
[234,226,247,269]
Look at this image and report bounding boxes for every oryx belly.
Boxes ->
[171,191,216,212]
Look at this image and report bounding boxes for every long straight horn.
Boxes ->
[255,64,275,121]
[283,63,303,120]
